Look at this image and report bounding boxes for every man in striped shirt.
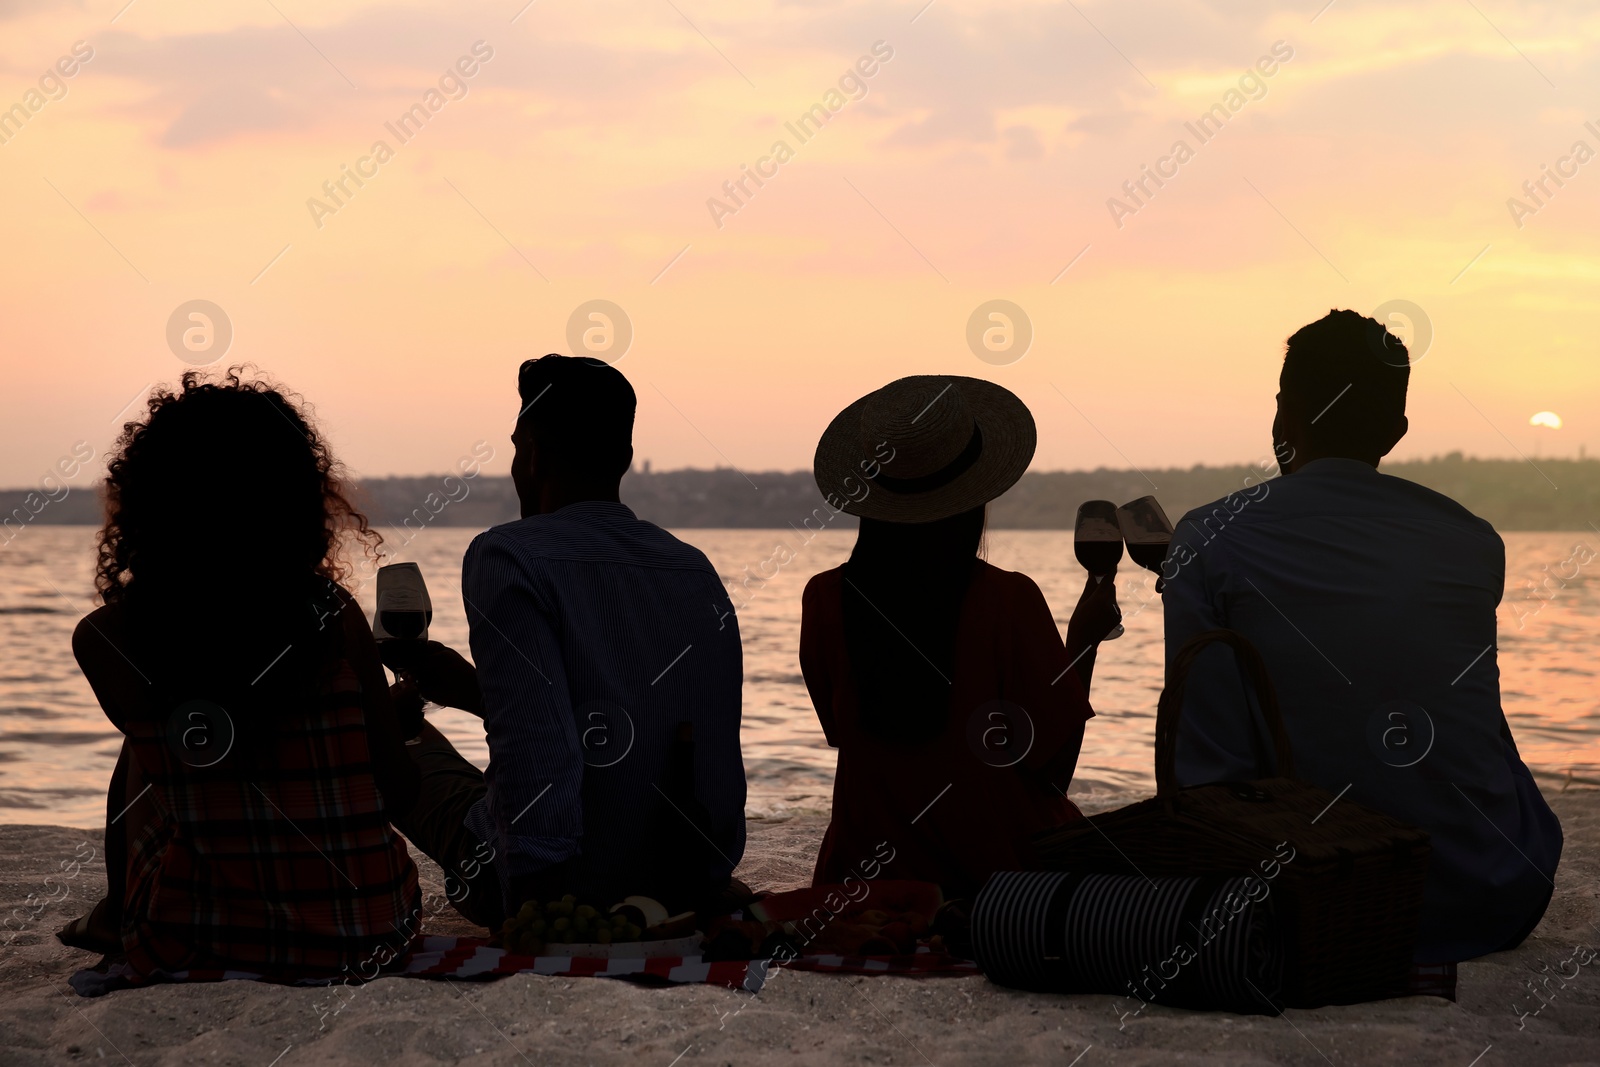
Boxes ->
[387,356,745,927]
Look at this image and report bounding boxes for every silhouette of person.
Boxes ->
[1163,310,1562,963]
[61,370,421,975]
[800,376,1121,899]
[386,355,746,925]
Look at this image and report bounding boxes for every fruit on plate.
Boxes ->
[498,895,646,955]
[615,896,669,928]
[497,892,708,956]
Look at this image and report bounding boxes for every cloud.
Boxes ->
[885,105,997,145]
[85,5,719,147]
[0,0,87,19]
[1003,124,1043,160]
[1067,110,1136,137]
[89,21,361,147]
[158,83,303,148]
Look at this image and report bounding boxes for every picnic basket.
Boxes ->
[1029,629,1431,1007]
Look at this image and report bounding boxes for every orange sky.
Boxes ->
[1,0,1596,488]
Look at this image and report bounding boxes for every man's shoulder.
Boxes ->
[471,512,717,574]
[1371,470,1500,533]
[1180,464,1499,539]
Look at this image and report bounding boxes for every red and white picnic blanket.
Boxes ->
[65,937,1444,1001]
[68,935,976,997]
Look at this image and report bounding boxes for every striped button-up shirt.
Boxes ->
[461,501,745,902]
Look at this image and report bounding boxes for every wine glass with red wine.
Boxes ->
[374,562,433,643]
[1074,500,1124,641]
[1116,496,1175,580]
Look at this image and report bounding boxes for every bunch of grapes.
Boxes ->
[498,895,644,956]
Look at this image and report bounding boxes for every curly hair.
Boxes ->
[95,367,381,606]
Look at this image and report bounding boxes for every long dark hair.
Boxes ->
[95,368,380,717]
[841,506,986,742]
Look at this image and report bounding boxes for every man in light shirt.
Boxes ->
[387,355,745,927]
[1163,309,1562,963]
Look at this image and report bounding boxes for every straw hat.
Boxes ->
[813,375,1036,522]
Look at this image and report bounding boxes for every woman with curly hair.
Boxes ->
[58,368,423,979]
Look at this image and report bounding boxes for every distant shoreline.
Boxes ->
[5,454,1599,531]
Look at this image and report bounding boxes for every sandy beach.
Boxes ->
[0,795,1595,1067]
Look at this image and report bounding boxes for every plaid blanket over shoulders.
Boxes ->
[120,659,420,978]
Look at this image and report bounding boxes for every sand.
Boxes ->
[2,796,1597,1066]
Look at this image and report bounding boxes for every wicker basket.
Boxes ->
[1029,629,1431,1007]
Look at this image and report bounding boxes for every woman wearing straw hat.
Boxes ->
[802,376,1121,899]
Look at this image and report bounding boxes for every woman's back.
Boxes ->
[77,369,420,976]
[82,599,420,976]
[801,560,1093,898]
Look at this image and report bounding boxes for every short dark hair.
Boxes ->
[516,354,636,481]
[1281,309,1409,455]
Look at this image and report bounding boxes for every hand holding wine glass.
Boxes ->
[373,563,485,717]
[1073,500,1124,641]
[378,640,484,715]
[1068,561,1124,648]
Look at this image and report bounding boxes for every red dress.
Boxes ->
[801,561,1092,899]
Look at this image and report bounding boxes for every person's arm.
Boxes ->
[339,590,421,820]
[1162,518,1259,785]
[462,531,583,906]
[378,640,484,717]
[71,606,147,734]
[1063,567,1122,692]
[1488,533,1520,753]
[799,575,838,748]
[1013,574,1091,794]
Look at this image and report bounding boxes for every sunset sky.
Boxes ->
[1,0,1596,489]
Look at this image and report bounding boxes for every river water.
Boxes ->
[2,527,1595,827]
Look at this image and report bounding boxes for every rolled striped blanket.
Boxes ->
[972,871,1285,1012]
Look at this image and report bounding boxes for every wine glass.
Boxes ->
[1074,500,1124,641]
[1116,496,1174,592]
[375,561,433,642]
